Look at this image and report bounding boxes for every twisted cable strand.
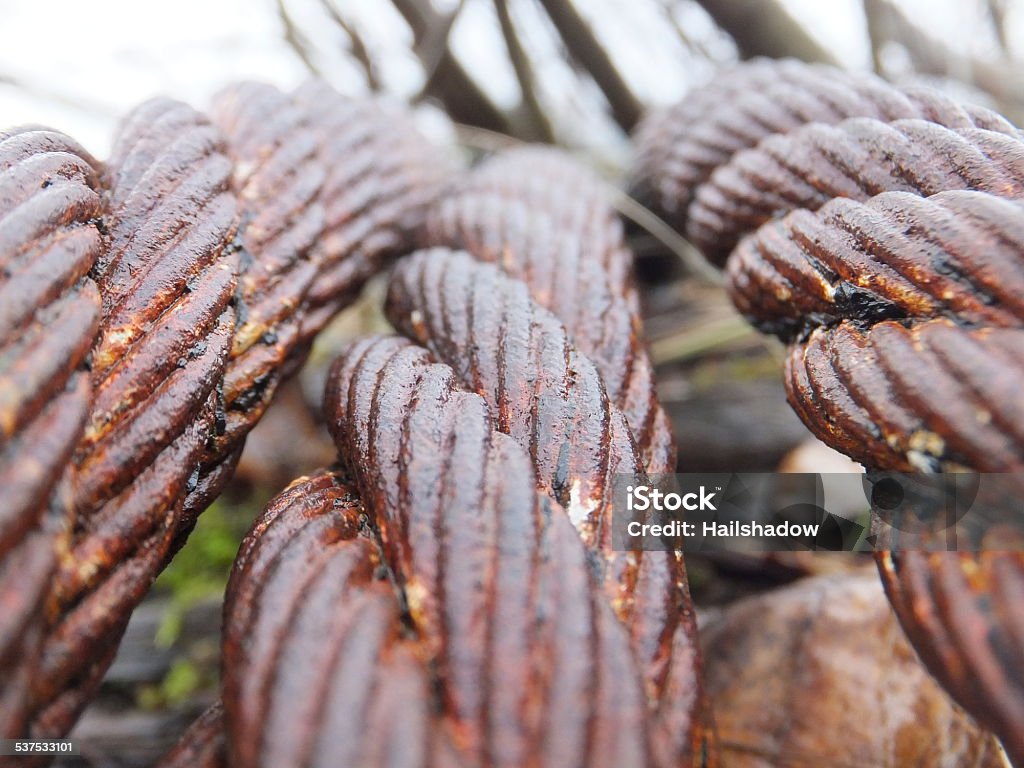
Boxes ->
[878,551,1024,766]
[175,82,327,531]
[290,80,451,351]
[786,318,1024,472]
[636,58,1024,764]
[385,247,639,548]
[30,99,240,737]
[631,57,1019,263]
[156,702,226,768]
[729,190,1024,336]
[323,338,657,767]
[0,127,102,742]
[0,83,448,739]
[691,118,1024,264]
[422,148,675,473]
[382,249,711,765]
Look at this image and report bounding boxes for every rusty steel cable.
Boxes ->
[290,80,451,352]
[182,79,451,527]
[216,466,471,767]
[878,550,1024,766]
[0,127,103,745]
[31,98,241,738]
[632,58,1024,764]
[0,82,447,741]
[320,336,704,767]
[422,147,676,474]
[740,191,1024,472]
[631,57,1020,266]
[691,118,1024,265]
[383,251,703,724]
[176,81,327,528]
[156,702,226,768]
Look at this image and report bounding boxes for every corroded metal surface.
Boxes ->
[703,571,1006,767]
[156,703,226,768]
[725,190,1024,474]
[323,340,704,767]
[31,99,240,737]
[220,469,449,768]
[0,126,102,743]
[383,250,706,740]
[422,148,675,473]
[385,247,641,548]
[631,57,1019,264]
[176,82,327,527]
[878,551,1024,766]
[729,191,1024,339]
[0,81,450,744]
[637,60,1024,765]
[787,319,1024,473]
[290,80,450,351]
[691,118,1024,264]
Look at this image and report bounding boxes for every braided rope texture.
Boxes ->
[183,237,704,766]
[156,702,226,768]
[422,148,675,474]
[632,58,1024,763]
[0,82,444,741]
[33,99,241,738]
[631,57,1020,266]
[384,250,702,733]
[0,127,102,742]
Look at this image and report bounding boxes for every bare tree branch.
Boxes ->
[415,0,465,98]
[861,0,885,73]
[693,0,840,66]
[864,0,1024,119]
[986,0,1013,56]
[320,0,381,90]
[277,0,322,75]
[535,0,644,131]
[495,0,557,143]
[452,121,523,152]
[660,0,715,61]
[390,0,513,134]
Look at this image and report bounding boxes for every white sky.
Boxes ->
[0,0,1018,155]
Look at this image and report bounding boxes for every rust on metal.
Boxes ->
[786,319,1024,473]
[176,82,327,526]
[422,148,675,473]
[631,57,1018,264]
[157,702,226,768]
[691,118,1024,264]
[729,190,1024,336]
[633,58,1024,764]
[322,341,688,767]
[31,99,240,737]
[290,79,450,351]
[0,126,103,742]
[879,551,1024,766]
[383,250,706,732]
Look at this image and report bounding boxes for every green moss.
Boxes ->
[153,495,256,648]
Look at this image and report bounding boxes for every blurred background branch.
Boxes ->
[691,0,840,65]
[391,0,513,133]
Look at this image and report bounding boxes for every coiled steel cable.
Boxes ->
[632,58,1024,765]
[422,148,676,474]
[0,127,103,746]
[0,82,445,742]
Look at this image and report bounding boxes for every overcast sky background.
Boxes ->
[0,0,1020,156]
